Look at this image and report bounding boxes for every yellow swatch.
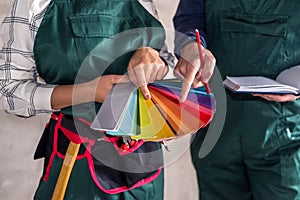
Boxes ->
[131,89,175,141]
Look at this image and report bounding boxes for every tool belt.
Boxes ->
[34,113,163,194]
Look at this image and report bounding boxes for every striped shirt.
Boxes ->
[0,0,164,117]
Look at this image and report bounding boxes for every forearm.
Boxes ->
[0,79,55,116]
[173,0,206,36]
[0,0,51,117]
[173,0,207,53]
[51,74,128,110]
[50,82,94,110]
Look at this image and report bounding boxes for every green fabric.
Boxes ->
[191,0,300,199]
[33,0,165,199]
[34,156,164,200]
[34,0,165,122]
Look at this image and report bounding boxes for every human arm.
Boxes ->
[173,0,215,101]
[0,0,56,116]
[252,94,300,102]
[0,0,127,116]
[50,75,128,110]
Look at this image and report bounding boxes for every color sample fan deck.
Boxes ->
[91,80,216,142]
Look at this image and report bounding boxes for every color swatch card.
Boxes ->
[106,89,139,136]
[91,80,216,142]
[90,82,137,132]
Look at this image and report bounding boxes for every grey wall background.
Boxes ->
[0,0,199,199]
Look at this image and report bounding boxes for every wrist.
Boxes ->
[76,80,96,103]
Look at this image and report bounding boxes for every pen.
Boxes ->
[195,29,211,94]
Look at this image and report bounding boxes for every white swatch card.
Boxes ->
[91,82,136,131]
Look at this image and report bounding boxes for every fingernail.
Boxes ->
[202,78,209,83]
[145,94,151,99]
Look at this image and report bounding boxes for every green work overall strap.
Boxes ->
[34,0,165,121]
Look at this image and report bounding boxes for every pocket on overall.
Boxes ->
[90,141,163,193]
[69,14,147,77]
[279,128,300,186]
[280,147,300,186]
[279,101,300,185]
[220,12,288,77]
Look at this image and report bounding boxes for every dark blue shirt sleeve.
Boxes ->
[173,0,207,54]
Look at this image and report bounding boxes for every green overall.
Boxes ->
[33,0,165,199]
[191,0,300,199]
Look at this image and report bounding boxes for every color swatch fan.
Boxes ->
[91,80,216,142]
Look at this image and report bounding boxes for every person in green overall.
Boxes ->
[0,0,198,199]
[174,0,300,199]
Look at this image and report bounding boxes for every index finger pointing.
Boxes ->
[180,79,192,102]
[179,67,198,102]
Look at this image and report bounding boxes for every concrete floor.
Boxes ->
[0,0,199,199]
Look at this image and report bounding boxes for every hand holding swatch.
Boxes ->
[91,80,216,142]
